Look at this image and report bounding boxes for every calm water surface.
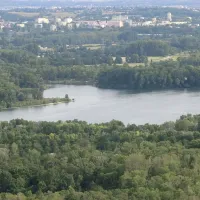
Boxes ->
[0,85,200,124]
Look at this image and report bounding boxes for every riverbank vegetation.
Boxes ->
[1,115,200,199]
[0,62,71,110]
[9,98,71,109]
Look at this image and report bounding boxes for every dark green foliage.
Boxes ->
[115,56,123,64]
[96,61,200,90]
[0,65,44,109]
[126,54,148,63]
[125,40,171,56]
[179,53,200,66]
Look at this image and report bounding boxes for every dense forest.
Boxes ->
[96,61,200,90]
[1,115,200,199]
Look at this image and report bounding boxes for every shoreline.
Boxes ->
[47,80,95,86]
[0,99,72,112]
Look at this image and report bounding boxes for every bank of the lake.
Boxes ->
[0,97,71,111]
[47,79,95,85]
[1,85,200,124]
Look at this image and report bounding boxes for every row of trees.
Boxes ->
[125,40,171,56]
[126,54,148,63]
[96,61,200,90]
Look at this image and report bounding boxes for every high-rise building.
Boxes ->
[167,12,172,22]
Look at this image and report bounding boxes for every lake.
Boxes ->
[0,85,200,124]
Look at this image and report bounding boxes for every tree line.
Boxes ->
[96,60,200,90]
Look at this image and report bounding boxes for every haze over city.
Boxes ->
[1,0,200,7]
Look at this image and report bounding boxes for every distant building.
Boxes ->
[142,21,153,26]
[57,21,63,27]
[171,21,187,25]
[112,15,128,21]
[55,18,62,23]
[50,24,57,31]
[60,21,68,26]
[64,18,73,24]
[37,18,49,24]
[187,17,192,22]
[75,23,81,28]
[106,20,124,28]
[67,23,73,29]
[167,12,172,22]
[152,18,157,24]
[157,21,171,26]
[34,23,43,29]
[39,45,54,52]
[125,19,133,26]
[79,20,123,28]
[132,22,142,27]
[16,24,25,28]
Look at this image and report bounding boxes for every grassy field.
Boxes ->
[128,63,145,67]
[148,52,189,63]
[148,55,177,62]
[9,12,40,18]
[83,43,117,50]
[120,56,172,66]
[117,52,189,67]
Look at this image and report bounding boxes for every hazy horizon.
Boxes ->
[1,0,200,8]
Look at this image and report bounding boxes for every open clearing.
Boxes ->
[116,52,190,67]
[148,52,189,63]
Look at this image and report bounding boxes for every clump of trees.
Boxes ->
[125,40,171,56]
[126,54,148,63]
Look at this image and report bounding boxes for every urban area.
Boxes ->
[0,6,199,31]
